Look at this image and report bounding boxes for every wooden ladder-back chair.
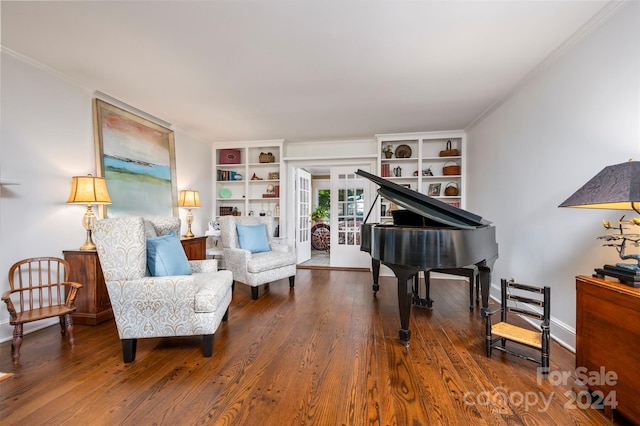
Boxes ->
[486,278,551,377]
[2,257,82,365]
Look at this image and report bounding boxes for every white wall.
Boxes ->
[466,1,639,350]
[0,50,213,342]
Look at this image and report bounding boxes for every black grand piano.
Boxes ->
[356,169,498,346]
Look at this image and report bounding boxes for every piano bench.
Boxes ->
[426,266,480,311]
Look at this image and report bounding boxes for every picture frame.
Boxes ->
[93,99,177,218]
[380,202,389,217]
[268,172,279,180]
[428,183,441,197]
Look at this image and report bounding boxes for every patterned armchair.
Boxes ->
[93,216,233,362]
[219,216,296,300]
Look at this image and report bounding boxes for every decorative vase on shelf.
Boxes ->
[384,152,393,159]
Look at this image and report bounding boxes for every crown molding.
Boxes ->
[466,0,627,132]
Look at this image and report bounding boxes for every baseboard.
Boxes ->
[0,317,59,344]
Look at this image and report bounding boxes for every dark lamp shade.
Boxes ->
[178,189,201,208]
[67,175,112,204]
[559,160,640,211]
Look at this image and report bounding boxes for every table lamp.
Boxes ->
[178,189,201,238]
[67,174,112,251]
[559,159,640,286]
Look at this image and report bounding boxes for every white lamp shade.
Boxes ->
[67,175,112,204]
[178,189,201,208]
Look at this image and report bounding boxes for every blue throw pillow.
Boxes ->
[146,230,192,277]
[236,224,271,253]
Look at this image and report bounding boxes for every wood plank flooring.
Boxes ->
[0,269,621,425]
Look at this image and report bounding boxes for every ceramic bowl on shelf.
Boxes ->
[219,188,232,198]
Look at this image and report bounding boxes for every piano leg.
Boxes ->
[385,263,419,347]
[478,264,491,316]
[371,258,381,294]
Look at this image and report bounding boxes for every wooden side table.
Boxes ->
[180,236,207,260]
[63,250,113,325]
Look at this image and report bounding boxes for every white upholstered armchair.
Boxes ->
[219,216,296,300]
[93,216,233,362]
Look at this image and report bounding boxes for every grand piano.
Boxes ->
[356,169,498,346]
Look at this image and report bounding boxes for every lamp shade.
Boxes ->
[559,160,640,211]
[178,189,201,208]
[67,175,112,204]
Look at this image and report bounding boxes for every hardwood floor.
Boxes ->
[0,269,620,425]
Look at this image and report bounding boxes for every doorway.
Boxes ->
[288,159,374,269]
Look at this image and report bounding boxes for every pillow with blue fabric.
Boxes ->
[236,224,271,253]
[146,230,192,277]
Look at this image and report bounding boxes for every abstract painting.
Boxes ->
[93,99,177,218]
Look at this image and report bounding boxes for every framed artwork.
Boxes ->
[93,99,177,218]
[428,183,441,197]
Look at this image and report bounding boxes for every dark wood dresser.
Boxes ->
[576,275,640,424]
[64,236,208,325]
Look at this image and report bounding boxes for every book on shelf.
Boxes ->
[217,170,239,181]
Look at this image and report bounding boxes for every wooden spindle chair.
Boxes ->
[485,278,551,377]
[2,257,82,365]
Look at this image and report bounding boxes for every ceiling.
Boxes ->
[1,1,613,143]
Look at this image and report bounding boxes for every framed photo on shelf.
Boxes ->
[428,183,441,197]
[268,172,279,180]
[380,202,389,217]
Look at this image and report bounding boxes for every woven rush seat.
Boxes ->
[491,322,542,349]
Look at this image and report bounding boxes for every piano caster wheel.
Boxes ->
[399,329,411,347]
[424,299,433,309]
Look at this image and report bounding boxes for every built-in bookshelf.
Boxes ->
[214,140,285,231]
[376,131,466,220]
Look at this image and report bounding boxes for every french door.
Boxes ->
[329,167,371,268]
[295,168,312,263]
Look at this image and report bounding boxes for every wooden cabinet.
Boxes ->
[576,275,640,424]
[376,131,466,220]
[215,140,285,232]
[180,236,207,261]
[64,237,207,325]
[63,250,113,325]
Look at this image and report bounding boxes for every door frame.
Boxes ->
[285,157,377,266]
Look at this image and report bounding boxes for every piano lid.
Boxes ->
[355,169,489,229]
